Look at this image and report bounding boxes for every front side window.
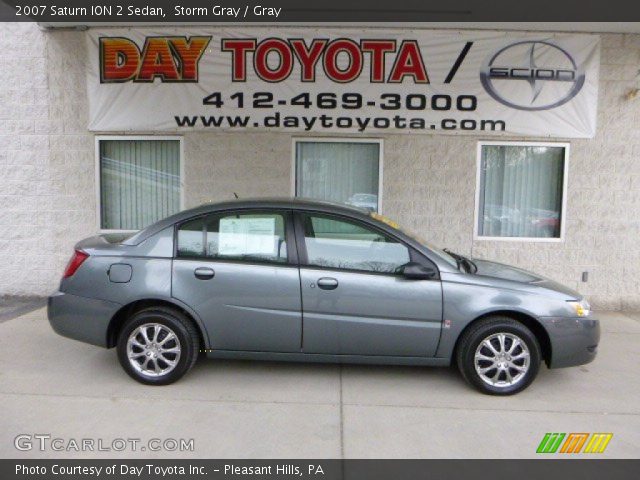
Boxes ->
[302,214,410,273]
[477,143,566,239]
[295,140,381,212]
[177,212,287,264]
[99,138,181,230]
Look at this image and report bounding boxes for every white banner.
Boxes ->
[86,28,600,138]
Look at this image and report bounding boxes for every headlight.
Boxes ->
[567,299,590,317]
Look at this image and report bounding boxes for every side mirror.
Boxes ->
[399,262,437,280]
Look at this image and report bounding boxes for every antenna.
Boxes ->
[233,192,239,199]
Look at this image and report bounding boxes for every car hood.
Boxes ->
[472,259,581,299]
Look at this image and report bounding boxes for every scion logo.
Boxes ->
[480,40,585,111]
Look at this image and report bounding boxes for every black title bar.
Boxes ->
[2,0,640,22]
[3,460,640,480]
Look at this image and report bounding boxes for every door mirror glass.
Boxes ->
[399,262,437,280]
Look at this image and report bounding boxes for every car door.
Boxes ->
[295,212,442,357]
[172,209,302,352]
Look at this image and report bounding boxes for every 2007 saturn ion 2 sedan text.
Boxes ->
[48,198,599,395]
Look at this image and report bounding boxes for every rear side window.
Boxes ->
[176,218,205,257]
[177,212,287,264]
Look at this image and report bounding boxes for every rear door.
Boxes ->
[172,209,302,352]
[295,212,442,357]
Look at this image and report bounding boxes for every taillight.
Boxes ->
[63,250,89,278]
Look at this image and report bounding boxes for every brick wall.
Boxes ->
[1,24,639,310]
[0,23,52,294]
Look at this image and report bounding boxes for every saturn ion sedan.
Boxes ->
[48,198,599,395]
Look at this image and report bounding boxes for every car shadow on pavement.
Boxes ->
[0,296,47,323]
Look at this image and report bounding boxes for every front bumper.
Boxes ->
[540,316,600,368]
[48,291,122,348]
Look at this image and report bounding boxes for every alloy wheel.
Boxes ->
[474,332,530,388]
[126,323,182,377]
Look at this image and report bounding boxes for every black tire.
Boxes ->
[456,316,541,395]
[117,307,200,385]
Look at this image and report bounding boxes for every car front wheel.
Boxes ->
[117,307,200,385]
[456,317,541,395]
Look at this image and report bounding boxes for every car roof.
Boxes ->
[121,196,460,274]
[123,197,368,245]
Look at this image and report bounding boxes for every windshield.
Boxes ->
[369,213,459,268]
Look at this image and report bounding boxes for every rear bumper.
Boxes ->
[47,291,121,348]
[540,316,600,368]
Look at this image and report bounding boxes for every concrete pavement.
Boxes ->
[1,308,639,458]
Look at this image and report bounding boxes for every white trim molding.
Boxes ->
[474,140,570,243]
[94,135,185,233]
[291,137,384,213]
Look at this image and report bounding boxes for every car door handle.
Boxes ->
[194,267,215,280]
[317,277,338,290]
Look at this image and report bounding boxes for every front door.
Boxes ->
[296,212,442,357]
[172,210,302,352]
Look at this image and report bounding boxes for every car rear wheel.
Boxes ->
[456,317,541,395]
[117,307,200,385]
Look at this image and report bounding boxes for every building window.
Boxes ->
[294,139,382,212]
[97,137,182,231]
[476,142,568,240]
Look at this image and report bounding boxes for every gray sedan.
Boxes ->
[48,198,599,395]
